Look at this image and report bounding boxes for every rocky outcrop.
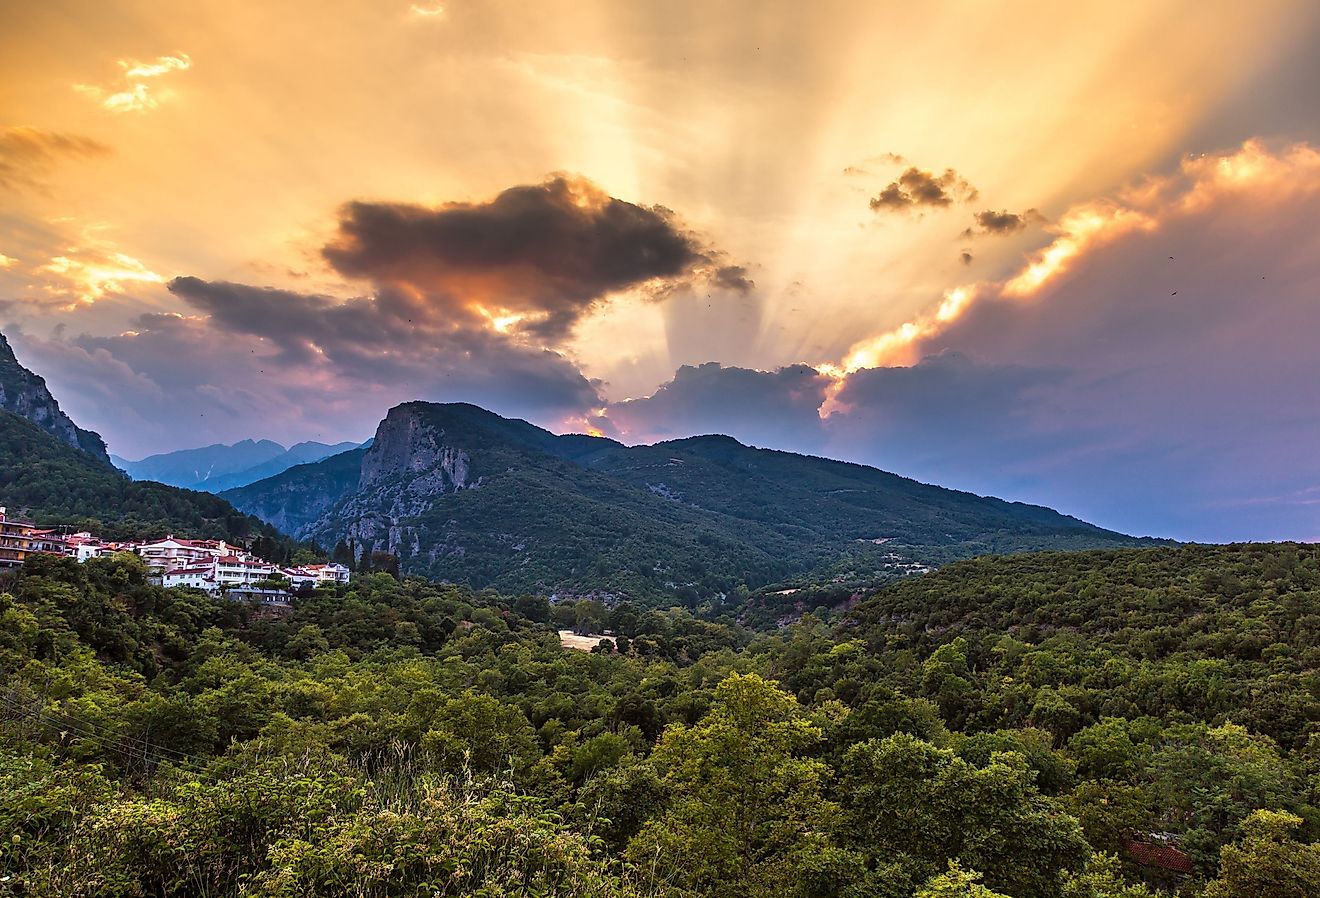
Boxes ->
[316,404,476,556]
[0,332,114,467]
[360,403,471,492]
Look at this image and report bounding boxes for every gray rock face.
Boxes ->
[0,333,114,467]
[360,405,471,491]
[330,404,473,557]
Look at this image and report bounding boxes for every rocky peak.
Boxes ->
[360,402,471,491]
[0,332,114,468]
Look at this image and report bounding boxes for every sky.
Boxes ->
[2,0,1320,542]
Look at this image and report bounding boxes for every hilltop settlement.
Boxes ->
[0,506,348,595]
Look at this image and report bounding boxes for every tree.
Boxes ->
[421,692,541,775]
[512,593,550,623]
[331,539,354,569]
[916,862,1013,898]
[1203,810,1320,898]
[837,733,1088,898]
[369,551,400,579]
[626,673,839,898]
[572,599,605,635]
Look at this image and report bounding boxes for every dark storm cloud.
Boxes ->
[961,208,1043,237]
[829,352,1066,451]
[712,265,754,292]
[321,175,709,337]
[166,276,601,407]
[870,167,977,212]
[34,175,758,454]
[0,126,110,192]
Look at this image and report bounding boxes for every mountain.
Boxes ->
[223,401,1158,600]
[0,334,302,547]
[117,439,363,491]
[0,409,294,544]
[0,333,113,466]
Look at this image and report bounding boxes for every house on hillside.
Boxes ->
[0,507,66,567]
[64,532,115,561]
[282,567,320,591]
[161,564,219,591]
[134,536,229,570]
[304,562,351,584]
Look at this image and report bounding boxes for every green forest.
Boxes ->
[3,543,1319,896]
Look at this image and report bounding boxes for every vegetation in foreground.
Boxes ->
[3,542,1320,896]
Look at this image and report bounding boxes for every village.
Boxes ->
[0,506,349,598]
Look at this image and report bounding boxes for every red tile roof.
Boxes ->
[1126,840,1194,874]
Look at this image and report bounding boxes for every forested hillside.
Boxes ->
[3,543,1318,896]
[225,401,1155,601]
[0,410,297,548]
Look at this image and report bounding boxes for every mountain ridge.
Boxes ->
[223,400,1163,600]
[116,438,364,492]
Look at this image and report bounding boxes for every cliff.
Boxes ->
[0,332,114,468]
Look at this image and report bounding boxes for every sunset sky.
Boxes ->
[3,0,1320,542]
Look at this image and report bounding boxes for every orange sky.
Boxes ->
[3,0,1320,540]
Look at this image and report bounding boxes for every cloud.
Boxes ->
[712,265,754,292]
[42,250,164,306]
[870,166,977,212]
[830,139,1320,539]
[20,275,604,458]
[842,152,907,176]
[837,140,1320,371]
[409,0,446,17]
[165,275,600,407]
[322,175,712,338]
[606,362,832,450]
[961,208,1043,238]
[10,176,750,455]
[960,251,973,265]
[824,353,1073,473]
[598,353,1086,505]
[75,53,192,113]
[0,127,111,192]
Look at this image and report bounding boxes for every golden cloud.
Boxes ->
[75,53,192,113]
[830,140,1320,373]
[41,249,164,306]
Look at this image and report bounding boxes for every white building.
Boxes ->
[158,555,280,594]
[282,567,320,591]
[305,562,351,584]
[135,537,236,570]
[161,565,218,591]
[64,532,120,562]
[214,555,278,586]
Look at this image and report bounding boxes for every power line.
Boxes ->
[1,685,210,771]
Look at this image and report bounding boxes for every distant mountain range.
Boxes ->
[222,401,1161,600]
[0,330,302,547]
[114,439,365,492]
